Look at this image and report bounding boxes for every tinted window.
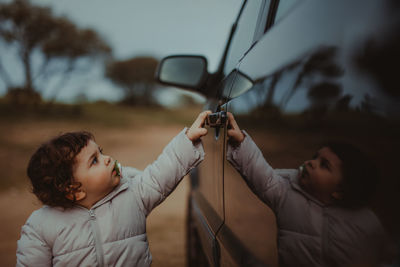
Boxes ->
[223,0,263,75]
[274,0,301,23]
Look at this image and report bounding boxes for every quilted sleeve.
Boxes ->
[133,128,204,216]
[16,220,52,267]
[226,131,290,212]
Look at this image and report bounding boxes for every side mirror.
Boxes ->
[221,70,254,101]
[155,55,208,91]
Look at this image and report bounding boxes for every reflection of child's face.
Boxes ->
[299,147,343,204]
[72,140,121,208]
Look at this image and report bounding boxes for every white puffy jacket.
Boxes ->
[16,128,204,267]
[227,132,386,267]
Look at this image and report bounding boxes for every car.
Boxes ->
[156,0,400,266]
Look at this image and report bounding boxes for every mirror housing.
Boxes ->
[221,70,254,101]
[155,55,208,91]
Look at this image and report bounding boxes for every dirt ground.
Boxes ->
[0,115,192,266]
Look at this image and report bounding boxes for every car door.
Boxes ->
[192,97,226,266]
[192,1,270,266]
[156,0,399,265]
[225,0,400,266]
[212,0,281,266]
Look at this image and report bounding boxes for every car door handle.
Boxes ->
[206,111,227,128]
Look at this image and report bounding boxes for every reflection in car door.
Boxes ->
[214,0,280,266]
[225,0,400,266]
[192,98,225,266]
[220,119,279,267]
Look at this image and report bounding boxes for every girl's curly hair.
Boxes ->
[323,142,379,209]
[27,131,94,209]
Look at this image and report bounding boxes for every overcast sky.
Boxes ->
[0,0,242,105]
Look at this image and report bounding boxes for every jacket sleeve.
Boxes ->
[226,131,290,212]
[131,128,204,216]
[16,221,52,267]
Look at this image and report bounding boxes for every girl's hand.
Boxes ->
[186,111,212,142]
[227,112,245,144]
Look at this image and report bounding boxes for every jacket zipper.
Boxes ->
[89,209,105,267]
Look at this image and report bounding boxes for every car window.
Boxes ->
[223,0,264,75]
[274,0,301,23]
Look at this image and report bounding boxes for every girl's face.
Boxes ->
[299,147,343,204]
[72,140,120,208]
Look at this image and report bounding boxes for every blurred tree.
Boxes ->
[307,82,342,107]
[259,59,301,111]
[355,31,400,99]
[360,94,378,114]
[280,47,343,109]
[303,82,342,124]
[0,0,111,104]
[335,94,353,112]
[106,56,159,106]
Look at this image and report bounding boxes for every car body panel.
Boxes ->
[224,1,399,266]
[157,0,400,266]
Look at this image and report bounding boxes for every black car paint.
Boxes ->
[157,0,400,266]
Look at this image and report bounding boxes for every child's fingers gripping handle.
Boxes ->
[196,110,212,128]
[187,111,212,141]
[228,129,245,143]
[227,112,240,131]
[227,112,245,143]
